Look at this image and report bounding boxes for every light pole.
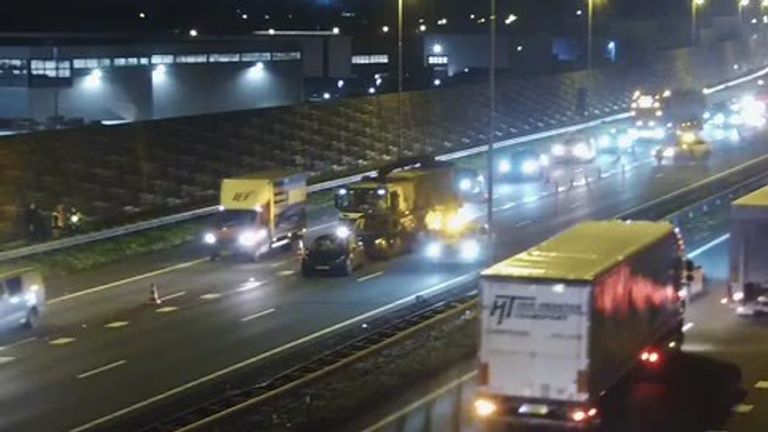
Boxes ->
[486,0,497,243]
[692,0,706,46]
[739,0,751,24]
[397,0,404,160]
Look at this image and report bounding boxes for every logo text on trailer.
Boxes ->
[232,191,255,202]
[489,295,583,325]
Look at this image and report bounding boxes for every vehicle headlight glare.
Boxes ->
[572,142,592,159]
[474,398,497,417]
[204,233,217,244]
[239,230,266,247]
[459,178,472,192]
[336,226,351,239]
[551,144,566,156]
[426,242,443,259]
[521,159,539,175]
[460,239,481,261]
[662,147,676,158]
[498,159,511,174]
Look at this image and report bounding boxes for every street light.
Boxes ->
[692,0,706,45]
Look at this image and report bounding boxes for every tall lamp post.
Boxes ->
[487,0,497,239]
[692,0,706,46]
[397,0,404,159]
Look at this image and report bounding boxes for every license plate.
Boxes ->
[518,404,550,416]
[315,266,330,270]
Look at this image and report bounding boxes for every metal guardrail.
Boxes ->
[0,112,631,262]
[4,63,766,262]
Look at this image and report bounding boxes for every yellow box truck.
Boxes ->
[203,171,307,260]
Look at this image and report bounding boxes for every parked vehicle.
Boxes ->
[0,267,45,330]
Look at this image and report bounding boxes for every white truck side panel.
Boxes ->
[480,279,591,402]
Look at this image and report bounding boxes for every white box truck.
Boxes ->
[730,186,768,316]
[475,221,688,426]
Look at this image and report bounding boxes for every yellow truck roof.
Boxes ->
[733,186,768,208]
[482,220,674,282]
[233,170,303,181]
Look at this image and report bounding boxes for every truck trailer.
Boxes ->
[730,186,768,316]
[203,171,307,261]
[475,220,688,426]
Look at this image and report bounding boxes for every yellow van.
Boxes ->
[0,268,45,329]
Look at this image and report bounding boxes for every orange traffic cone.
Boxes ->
[149,283,161,305]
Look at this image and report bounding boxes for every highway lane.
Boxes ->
[1,127,768,431]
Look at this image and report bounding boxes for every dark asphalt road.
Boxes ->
[0,122,767,432]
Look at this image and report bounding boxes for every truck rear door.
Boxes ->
[480,279,591,403]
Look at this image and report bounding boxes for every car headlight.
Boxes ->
[425,242,443,259]
[521,159,539,175]
[460,239,481,261]
[459,178,472,192]
[238,230,266,247]
[204,233,217,244]
[474,397,498,417]
[336,226,351,239]
[538,154,550,166]
[572,142,592,159]
[662,147,676,158]
[635,120,644,127]
[680,132,696,144]
[596,134,612,148]
[551,144,566,156]
[498,159,511,174]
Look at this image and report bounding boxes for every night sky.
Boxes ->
[0,0,740,33]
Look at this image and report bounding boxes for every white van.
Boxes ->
[0,268,45,329]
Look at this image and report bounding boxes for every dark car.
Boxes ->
[496,148,550,181]
[301,228,365,276]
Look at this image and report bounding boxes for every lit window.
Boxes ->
[427,55,449,65]
[209,53,241,63]
[241,52,271,61]
[175,54,208,64]
[30,60,71,78]
[351,54,389,65]
[151,55,174,65]
[272,51,301,61]
[72,58,110,69]
[0,59,27,77]
[113,57,140,67]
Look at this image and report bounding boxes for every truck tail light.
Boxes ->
[570,406,598,423]
[478,361,489,386]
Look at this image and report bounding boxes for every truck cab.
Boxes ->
[204,172,307,261]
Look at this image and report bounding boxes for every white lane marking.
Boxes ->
[655,173,664,178]
[237,281,264,291]
[682,322,695,333]
[0,356,15,365]
[732,404,754,414]
[77,360,127,380]
[160,291,186,302]
[689,234,730,259]
[104,321,130,329]
[0,337,37,351]
[49,337,76,346]
[514,220,532,228]
[200,293,221,300]
[156,306,179,313]
[754,380,768,389]
[270,260,291,269]
[48,259,208,305]
[240,308,277,322]
[502,202,517,210]
[66,272,475,432]
[357,272,384,282]
[277,270,295,276]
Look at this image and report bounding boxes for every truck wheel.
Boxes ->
[23,307,40,329]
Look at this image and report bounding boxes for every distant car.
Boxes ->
[593,128,636,155]
[301,227,366,276]
[654,128,711,164]
[496,148,550,181]
[454,167,487,201]
[550,133,597,163]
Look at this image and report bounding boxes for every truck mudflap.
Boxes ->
[473,395,600,428]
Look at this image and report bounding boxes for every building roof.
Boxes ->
[481,220,674,282]
[733,186,768,208]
